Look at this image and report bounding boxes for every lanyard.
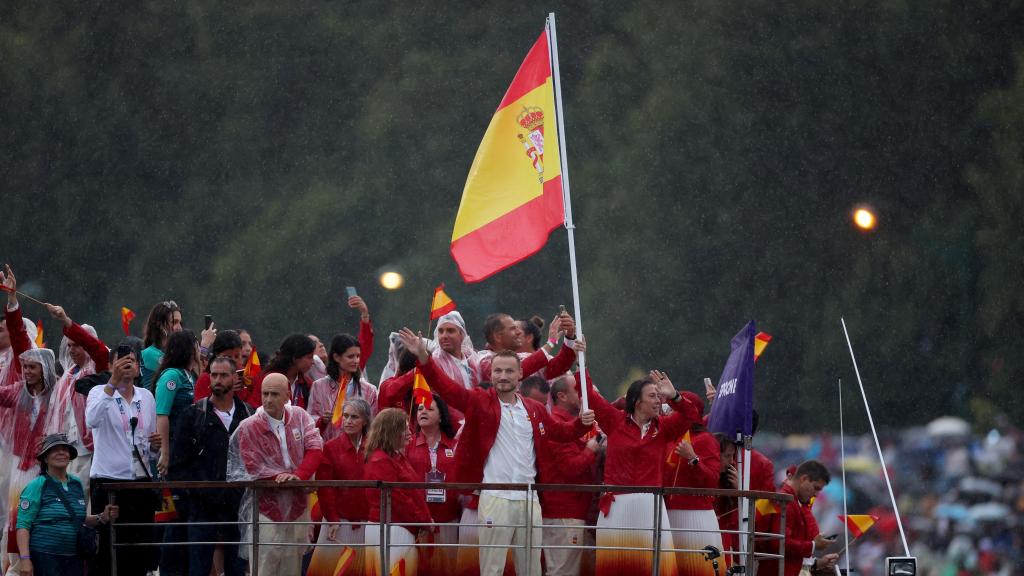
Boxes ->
[428,438,441,471]
[114,396,142,436]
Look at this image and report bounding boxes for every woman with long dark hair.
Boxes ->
[580,367,700,576]
[259,334,317,410]
[140,301,182,391]
[405,393,459,576]
[308,334,378,442]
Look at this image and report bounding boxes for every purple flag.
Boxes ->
[707,320,756,438]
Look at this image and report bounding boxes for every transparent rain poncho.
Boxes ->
[0,348,59,469]
[431,311,480,389]
[49,324,101,450]
[227,406,323,555]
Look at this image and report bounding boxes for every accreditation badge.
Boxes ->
[425,469,446,503]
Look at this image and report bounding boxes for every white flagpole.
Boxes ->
[547,12,588,410]
[738,437,751,565]
[839,378,851,572]
[840,317,910,555]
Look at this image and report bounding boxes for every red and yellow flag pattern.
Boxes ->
[121,307,136,336]
[430,283,457,320]
[451,30,564,282]
[753,331,772,362]
[755,498,781,518]
[332,546,355,576]
[34,320,44,348]
[666,430,692,467]
[331,374,351,428]
[154,488,179,522]
[412,368,432,409]
[839,514,878,537]
[243,350,261,388]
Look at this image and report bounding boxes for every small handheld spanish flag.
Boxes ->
[121,307,136,336]
[243,350,261,388]
[154,488,179,522]
[839,514,878,538]
[755,498,781,518]
[666,430,692,467]
[34,320,44,349]
[429,283,457,320]
[412,368,432,409]
[330,374,351,428]
[754,332,772,362]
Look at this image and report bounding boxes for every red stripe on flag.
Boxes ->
[451,177,564,283]
[496,32,550,111]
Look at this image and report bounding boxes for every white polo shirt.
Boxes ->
[85,383,157,480]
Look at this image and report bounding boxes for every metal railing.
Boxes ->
[105,480,791,576]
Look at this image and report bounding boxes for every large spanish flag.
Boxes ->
[451,29,564,282]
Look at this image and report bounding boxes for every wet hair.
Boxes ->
[110,336,145,363]
[491,349,521,367]
[624,378,656,415]
[519,375,549,397]
[212,330,242,356]
[482,313,508,346]
[265,334,316,374]
[397,350,417,375]
[342,398,373,437]
[209,356,237,372]
[416,393,456,439]
[325,334,361,382]
[795,460,831,484]
[205,330,243,373]
[364,408,409,458]
[549,375,573,405]
[153,330,198,384]
[142,301,181,349]
[520,316,544,350]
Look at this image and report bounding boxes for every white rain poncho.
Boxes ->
[227,405,323,554]
[431,311,481,389]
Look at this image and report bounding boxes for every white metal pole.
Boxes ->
[840,318,910,555]
[547,12,588,410]
[738,442,751,564]
[839,378,851,572]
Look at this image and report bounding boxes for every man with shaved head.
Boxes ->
[228,372,323,575]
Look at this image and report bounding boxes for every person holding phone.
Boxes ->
[308,290,377,441]
[755,460,839,576]
[85,342,160,576]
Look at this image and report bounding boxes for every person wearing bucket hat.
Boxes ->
[15,433,117,576]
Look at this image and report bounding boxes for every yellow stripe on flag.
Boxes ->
[453,83,561,241]
[34,320,43,348]
[753,332,772,362]
[755,498,780,517]
[840,514,878,538]
[451,30,566,282]
[331,374,351,428]
[332,546,355,576]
